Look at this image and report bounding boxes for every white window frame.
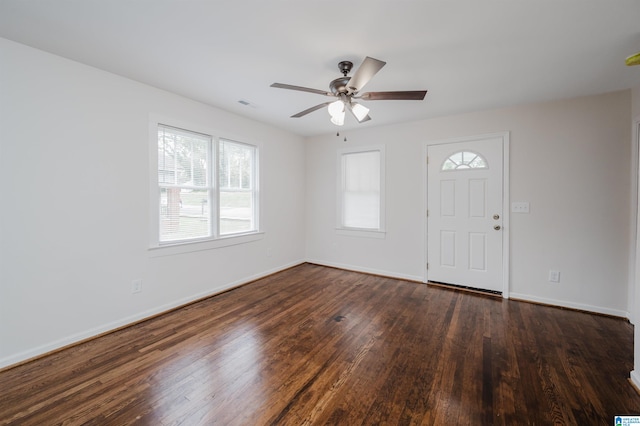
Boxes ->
[149,116,263,255]
[336,145,386,239]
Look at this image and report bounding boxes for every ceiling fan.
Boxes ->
[270,56,427,126]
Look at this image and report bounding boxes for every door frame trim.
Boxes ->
[423,132,510,298]
[631,116,640,392]
[629,118,640,324]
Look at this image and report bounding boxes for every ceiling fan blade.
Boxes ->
[359,90,427,101]
[291,102,332,118]
[271,83,332,96]
[347,57,386,93]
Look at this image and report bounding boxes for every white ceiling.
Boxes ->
[1,1,640,137]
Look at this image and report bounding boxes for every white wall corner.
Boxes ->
[306,259,423,283]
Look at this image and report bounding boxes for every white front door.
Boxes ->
[427,136,504,293]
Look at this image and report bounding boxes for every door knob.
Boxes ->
[493,214,500,220]
[494,225,501,231]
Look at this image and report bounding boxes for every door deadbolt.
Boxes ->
[494,225,501,231]
[493,214,500,220]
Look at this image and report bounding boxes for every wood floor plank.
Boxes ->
[1,263,639,425]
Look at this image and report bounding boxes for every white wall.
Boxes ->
[306,90,631,317]
[0,38,306,368]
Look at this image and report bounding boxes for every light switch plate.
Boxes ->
[511,202,530,213]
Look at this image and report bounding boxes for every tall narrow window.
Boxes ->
[219,140,257,235]
[339,148,384,230]
[156,124,259,245]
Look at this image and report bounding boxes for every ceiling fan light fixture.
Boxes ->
[328,99,344,117]
[328,99,345,126]
[330,111,345,126]
[351,102,370,121]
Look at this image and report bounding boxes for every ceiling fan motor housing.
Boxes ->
[330,76,351,95]
[331,61,355,95]
[338,61,353,76]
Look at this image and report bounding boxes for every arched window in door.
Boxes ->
[441,151,488,171]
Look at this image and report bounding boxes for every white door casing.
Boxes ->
[426,134,509,294]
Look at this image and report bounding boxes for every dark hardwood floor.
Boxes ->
[1,263,639,425]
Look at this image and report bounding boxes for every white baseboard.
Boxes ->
[2,260,629,370]
[509,292,629,318]
[0,259,305,370]
[305,258,423,282]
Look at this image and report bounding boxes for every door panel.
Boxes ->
[427,137,503,292]
[440,230,456,267]
[440,180,456,216]
[469,232,487,271]
[469,179,486,217]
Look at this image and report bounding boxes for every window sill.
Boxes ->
[149,232,264,257]
[335,228,386,239]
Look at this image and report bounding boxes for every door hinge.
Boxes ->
[426,262,429,270]
[426,209,429,217]
[426,156,429,165]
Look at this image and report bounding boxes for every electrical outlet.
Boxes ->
[548,270,560,283]
[132,279,142,294]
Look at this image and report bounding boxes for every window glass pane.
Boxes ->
[160,188,210,242]
[442,159,457,170]
[158,125,212,244]
[450,152,463,165]
[441,151,487,171]
[219,140,256,235]
[158,131,176,184]
[342,151,380,229]
[344,192,380,228]
[158,125,209,187]
[468,155,487,168]
[220,140,253,190]
[220,190,253,234]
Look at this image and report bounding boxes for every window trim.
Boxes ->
[148,115,263,254]
[336,145,386,238]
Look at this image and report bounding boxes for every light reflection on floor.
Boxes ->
[140,320,266,424]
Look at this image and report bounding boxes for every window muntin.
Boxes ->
[442,151,488,171]
[340,149,382,230]
[156,124,258,245]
